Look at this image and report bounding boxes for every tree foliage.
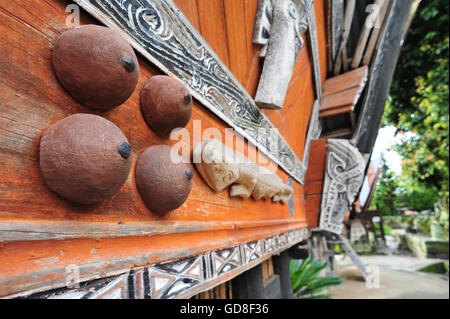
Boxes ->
[371,157,399,215]
[381,0,449,210]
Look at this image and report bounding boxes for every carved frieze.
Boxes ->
[24,229,310,299]
[319,139,365,233]
[194,139,293,204]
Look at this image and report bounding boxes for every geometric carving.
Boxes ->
[243,240,264,263]
[194,139,293,204]
[22,229,310,299]
[319,139,365,233]
[210,247,242,277]
[150,256,205,299]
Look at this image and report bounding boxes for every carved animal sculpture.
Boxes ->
[194,140,293,204]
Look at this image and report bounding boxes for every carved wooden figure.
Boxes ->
[52,25,139,110]
[253,0,313,109]
[194,140,293,204]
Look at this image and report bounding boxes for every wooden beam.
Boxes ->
[352,0,419,153]
[334,0,356,74]
[362,0,390,65]
[350,0,384,69]
[323,65,368,95]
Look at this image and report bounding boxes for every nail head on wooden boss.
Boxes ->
[52,25,139,110]
[39,113,132,204]
[135,145,193,215]
[140,75,192,137]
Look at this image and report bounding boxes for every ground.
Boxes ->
[328,255,449,299]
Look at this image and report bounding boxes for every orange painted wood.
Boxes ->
[196,0,230,66]
[243,0,262,97]
[319,103,353,118]
[314,0,328,85]
[0,0,326,297]
[321,128,353,138]
[322,65,368,96]
[319,66,367,119]
[304,140,327,228]
[305,195,322,228]
[321,86,360,110]
[223,0,248,88]
[173,0,201,30]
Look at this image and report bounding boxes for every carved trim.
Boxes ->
[319,139,365,233]
[326,0,344,73]
[72,0,306,183]
[307,3,323,99]
[22,229,311,299]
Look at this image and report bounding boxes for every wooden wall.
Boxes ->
[0,0,328,297]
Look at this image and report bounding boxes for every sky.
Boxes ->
[371,126,405,174]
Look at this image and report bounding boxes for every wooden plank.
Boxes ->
[224,0,248,87]
[314,0,328,85]
[323,65,368,96]
[319,104,353,118]
[353,0,417,152]
[304,181,324,195]
[321,128,353,138]
[333,0,356,74]
[196,0,230,67]
[173,0,201,30]
[362,0,390,65]
[350,0,384,69]
[304,140,326,228]
[320,86,360,110]
[243,0,261,96]
[0,219,308,243]
[305,195,322,228]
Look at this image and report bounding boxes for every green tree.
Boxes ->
[371,156,399,216]
[382,0,449,210]
[396,180,439,212]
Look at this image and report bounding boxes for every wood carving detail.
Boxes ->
[72,0,306,183]
[23,229,310,299]
[194,140,293,204]
[253,0,314,109]
[319,139,365,233]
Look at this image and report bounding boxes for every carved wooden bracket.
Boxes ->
[253,0,314,109]
[194,140,293,204]
[319,139,365,233]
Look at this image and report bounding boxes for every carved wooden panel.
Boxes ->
[319,139,365,233]
[0,0,327,298]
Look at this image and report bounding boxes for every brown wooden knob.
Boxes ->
[136,145,193,215]
[52,25,139,110]
[39,114,132,204]
[140,75,192,137]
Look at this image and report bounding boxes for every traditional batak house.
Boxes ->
[0,0,418,298]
